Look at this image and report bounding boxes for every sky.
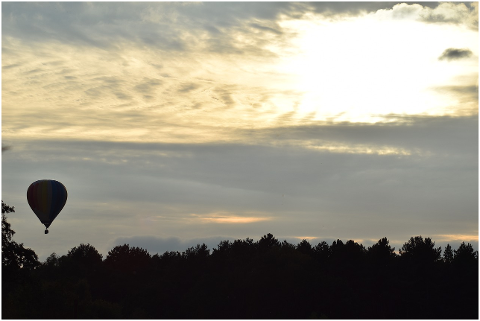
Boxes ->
[1,2,478,261]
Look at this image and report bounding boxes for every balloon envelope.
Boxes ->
[27,179,67,229]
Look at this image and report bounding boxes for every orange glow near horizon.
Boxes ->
[435,234,479,242]
[190,213,272,224]
[293,236,319,241]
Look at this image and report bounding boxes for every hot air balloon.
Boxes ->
[27,179,67,234]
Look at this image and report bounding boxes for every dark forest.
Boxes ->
[2,201,478,319]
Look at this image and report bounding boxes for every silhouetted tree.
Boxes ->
[443,244,454,264]
[296,239,313,256]
[230,237,255,258]
[453,242,478,266]
[44,252,61,267]
[368,237,396,264]
[399,236,441,264]
[102,245,154,317]
[2,231,479,319]
[329,239,366,265]
[2,201,39,271]
[257,233,280,251]
[312,240,330,263]
[105,244,151,274]
[2,200,15,215]
[155,250,183,267]
[344,239,366,258]
[396,236,444,318]
[183,243,210,260]
[281,239,296,251]
[65,243,103,278]
[329,239,344,256]
[153,250,182,264]
[68,244,103,264]
[2,201,43,318]
[37,252,63,278]
[212,240,232,256]
[2,201,17,268]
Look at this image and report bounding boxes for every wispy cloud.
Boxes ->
[374,2,478,29]
[304,143,414,156]
[435,234,479,242]
[190,212,273,224]
[292,236,319,241]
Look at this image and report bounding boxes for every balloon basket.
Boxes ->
[45,229,49,235]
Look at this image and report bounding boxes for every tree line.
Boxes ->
[2,201,478,318]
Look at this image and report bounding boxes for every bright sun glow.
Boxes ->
[277,13,478,123]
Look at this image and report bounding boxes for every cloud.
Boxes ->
[438,48,474,61]
[430,84,478,115]
[420,2,478,29]
[177,82,200,93]
[189,212,273,224]
[433,84,478,99]
[249,22,283,35]
[4,113,476,222]
[133,78,163,94]
[435,234,479,242]
[2,3,292,56]
[308,2,416,18]
[3,112,477,260]
[3,2,476,146]
[3,2,449,58]
[373,2,478,29]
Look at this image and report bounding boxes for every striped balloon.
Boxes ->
[27,179,67,232]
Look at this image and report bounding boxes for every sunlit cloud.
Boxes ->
[278,8,478,123]
[292,236,318,241]
[304,143,414,156]
[190,212,272,224]
[374,2,478,30]
[3,2,478,147]
[435,234,479,242]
